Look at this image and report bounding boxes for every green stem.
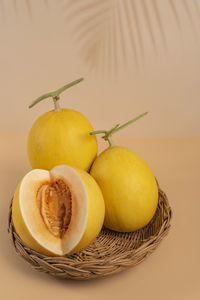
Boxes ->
[29,77,84,111]
[29,92,53,108]
[90,112,148,147]
[107,138,114,147]
[90,130,107,135]
[52,78,84,97]
[53,96,61,112]
[113,112,148,134]
[103,124,120,140]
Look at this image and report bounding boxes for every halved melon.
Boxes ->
[12,165,105,256]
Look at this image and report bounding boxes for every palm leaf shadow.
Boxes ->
[192,0,200,20]
[183,0,198,37]
[151,0,167,50]
[168,0,182,31]
[1,0,48,17]
[2,0,199,73]
[25,0,32,18]
[63,0,200,74]
[140,0,157,54]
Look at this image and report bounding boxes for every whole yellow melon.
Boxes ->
[90,146,158,232]
[90,112,158,232]
[27,78,97,171]
[28,109,97,171]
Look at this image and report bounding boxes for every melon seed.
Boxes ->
[37,179,72,238]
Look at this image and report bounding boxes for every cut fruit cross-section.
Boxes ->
[12,165,105,256]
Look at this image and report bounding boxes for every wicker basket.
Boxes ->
[8,186,172,280]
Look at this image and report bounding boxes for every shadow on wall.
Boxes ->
[63,0,200,72]
[1,0,200,73]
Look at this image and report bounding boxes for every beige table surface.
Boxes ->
[0,133,199,300]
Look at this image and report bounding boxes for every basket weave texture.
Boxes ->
[8,186,172,280]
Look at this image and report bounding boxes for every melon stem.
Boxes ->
[53,96,61,112]
[29,77,84,111]
[90,112,148,147]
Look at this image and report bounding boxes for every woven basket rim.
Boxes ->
[8,185,172,280]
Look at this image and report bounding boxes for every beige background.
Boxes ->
[0,0,200,136]
[0,1,200,300]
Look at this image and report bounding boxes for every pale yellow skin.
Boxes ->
[71,168,105,254]
[27,109,97,171]
[12,167,105,256]
[90,146,158,232]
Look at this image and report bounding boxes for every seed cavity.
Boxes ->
[37,179,72,238]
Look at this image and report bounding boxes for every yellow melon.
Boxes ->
[27,78,97,171]
[90,146,158,232]
[12,165,105,256]
[90,112,158,232]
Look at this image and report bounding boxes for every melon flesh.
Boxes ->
[12,165,104,256]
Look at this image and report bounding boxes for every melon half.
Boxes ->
[12,165,105,256]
